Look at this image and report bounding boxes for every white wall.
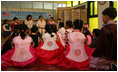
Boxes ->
[98,1,110,29]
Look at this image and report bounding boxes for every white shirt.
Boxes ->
[3,24,11,31]
[58,27,65,39]
[36,20,46,28]
[25,20,33,29]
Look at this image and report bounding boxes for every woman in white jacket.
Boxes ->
[36,15,46,35]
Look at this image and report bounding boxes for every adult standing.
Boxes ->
[36,15,46,35]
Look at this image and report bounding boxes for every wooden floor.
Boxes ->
[1,64,96,71]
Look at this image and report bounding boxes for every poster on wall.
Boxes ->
[1,11,54,19]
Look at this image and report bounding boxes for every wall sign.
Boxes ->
[1,11,54,19]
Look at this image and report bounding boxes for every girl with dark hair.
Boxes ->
[58,19,95,70]
[66,20,73,33]
[49,17,56,25]
[89,29,100,48]
[25,15,33,29]
[82,23,92,45]
[29,25,40,48]
[36,24,64,66]
[57,22,66,47]
[11,17,20,31]
[65,20,74,45]
[1,24,36,67]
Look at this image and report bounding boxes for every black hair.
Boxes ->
[59,22,64,27]
[51,25,57,33]
[74,19,83,31]
[14,25,20,35]
[102,7,117,19]
[14,25,19,30]
[50,17,54,20]
[45,24,54,37]
[57,18,61,20]
[39,15,43,19]
[93,29,100,37]
[3,19,9,24]
[31,25,38,33]
[66,20,73,28]
[13,17,18,21]
[19,23,28,39]
[26,15,32,21]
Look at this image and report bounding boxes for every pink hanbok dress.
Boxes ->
[58,30,95,70]
[1,36,36,67]
[36,33,65,66]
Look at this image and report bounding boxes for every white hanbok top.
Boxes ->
[41,33,59,50]
[66,32,88,62]
[11,36,33,62]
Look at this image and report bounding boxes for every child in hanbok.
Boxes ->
[1,24,36,67]
[57,22,65,47]
[58,19,95,70]
[36,24,64,66]
[65,20,74,45]
[29,25,40,48]
[82,23,92,45]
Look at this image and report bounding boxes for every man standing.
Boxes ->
[36,15,46,35]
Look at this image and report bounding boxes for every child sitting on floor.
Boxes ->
[29,25,40,48]
[89,29,100,48]
[1,24,36,67]
[36,24,64,66]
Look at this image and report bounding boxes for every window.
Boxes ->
[73,1,78,6]
[94,1,98,15]
[80,1,87,4]
[33,2,43,9]
[114,1,117,21]
[21,1,32,8]
[54,3,66,9]
[90,2,93,16]
[114,1,117,10]
[54,3,58,9]
[8,1,20,8]
[89,17,98,32]
[62,4,66,7]
[1,1,7,8]
[67,1,71,7]
[44,2,53,9]
[89,1,98,17]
